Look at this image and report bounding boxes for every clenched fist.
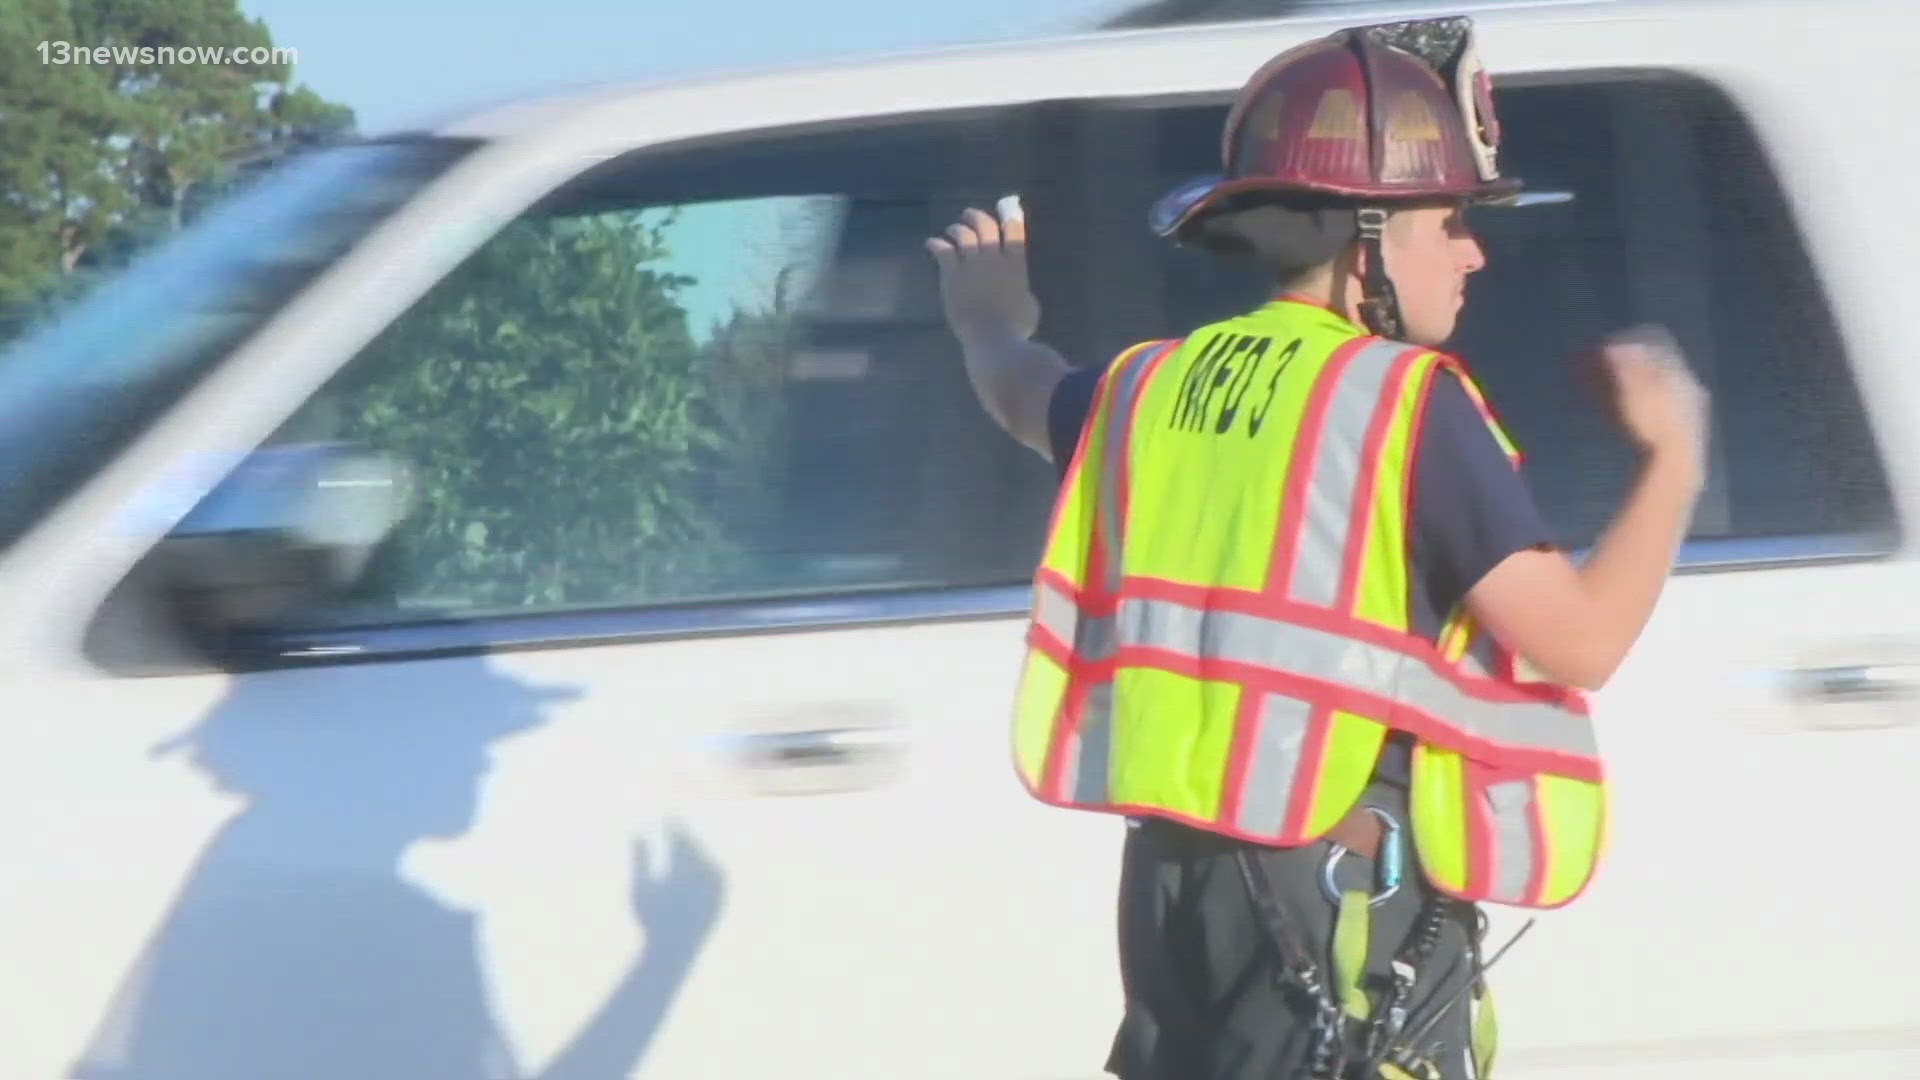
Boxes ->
[925,196,1041,344]
[1600,324,1710,467]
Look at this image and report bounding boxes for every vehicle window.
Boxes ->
[229,111,1058,622]
[1122,74,1894,555]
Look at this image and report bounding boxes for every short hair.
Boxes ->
[1176,196,1358,282]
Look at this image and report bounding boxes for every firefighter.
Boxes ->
[927,16,1707,1079]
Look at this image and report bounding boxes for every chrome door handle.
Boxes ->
[737,727,900,768]
[727,724,906,796]
[1788,664,1920,704]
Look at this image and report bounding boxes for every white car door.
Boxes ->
[0,98,1126,1079]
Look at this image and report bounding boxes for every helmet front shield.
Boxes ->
[1359,17,1512,195]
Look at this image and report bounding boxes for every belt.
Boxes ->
[1131,795,1395,857]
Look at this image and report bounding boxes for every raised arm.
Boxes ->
[926,198,1073,461]
[1466,328,1710,690]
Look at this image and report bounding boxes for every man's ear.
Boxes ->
[1327,244,1364,314]
[1343,241,1367,278]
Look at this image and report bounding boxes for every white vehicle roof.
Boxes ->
[420,0,1816,145]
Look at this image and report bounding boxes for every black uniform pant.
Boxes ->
[1105,781,1479,1080]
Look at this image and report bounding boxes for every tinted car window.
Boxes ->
[1119,74,1894,554]
[217,111,1060,624]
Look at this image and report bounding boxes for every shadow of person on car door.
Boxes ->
[70,656,723,1080]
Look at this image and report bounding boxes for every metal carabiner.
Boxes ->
[1319,806,1405,908]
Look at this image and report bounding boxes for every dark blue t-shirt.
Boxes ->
[1045,355,1553,782]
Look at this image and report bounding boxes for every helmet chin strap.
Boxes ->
[1354,207,1406,340]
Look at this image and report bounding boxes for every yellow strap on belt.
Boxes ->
[1333,887,1503,1078]
[1334,888,1372,1021]
[1375,1056,1443,1079]
[1472,984,1499,1077]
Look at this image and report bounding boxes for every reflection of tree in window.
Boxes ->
[320,202,820,612]
[262,112,1064,622]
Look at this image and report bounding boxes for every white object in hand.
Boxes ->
[996,194,1025,224]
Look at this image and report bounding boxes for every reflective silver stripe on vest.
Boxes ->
[1486,779,1537,903]
[1233,693,1315,835]
[1118,598,1597,759]
[1287,339,1416,606]
[1096,342,1177,595]
[1057,343,1177,798]
[1072,682,1115,804]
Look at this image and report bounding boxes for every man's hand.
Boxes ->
[925,198,1041,344]
[1467,325,1709,691]
[923,196,1068,458]
[1601,325,1710,477]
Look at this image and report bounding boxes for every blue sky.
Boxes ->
[239,0,1127,134]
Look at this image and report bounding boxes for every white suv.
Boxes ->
[2,1,1916,1077]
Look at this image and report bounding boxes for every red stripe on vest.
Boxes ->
[1216,689,1268,826]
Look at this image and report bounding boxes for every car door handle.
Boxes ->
[1788,664,1920,705]
[736,727,900,768]
[726,724,906,796]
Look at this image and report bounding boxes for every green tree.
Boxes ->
[0,0,353,343]
[4,2,791,613]
[71,0,352,232]
[0,0,123,310]
[326,211,795,611]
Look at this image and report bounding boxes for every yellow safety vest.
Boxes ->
[1015,299,1607,909]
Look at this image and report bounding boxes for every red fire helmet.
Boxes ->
[1152,16,1522,238]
